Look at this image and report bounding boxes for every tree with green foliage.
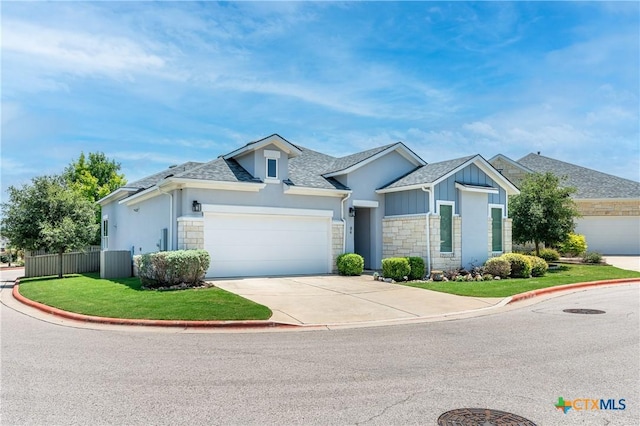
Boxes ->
[509,172,580,256]
[64,152,126,244]
[0,176,99,278]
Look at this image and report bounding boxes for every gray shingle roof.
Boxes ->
[119,140,422,193]
[517,153,640,199]
[176,158,258,183]
[323,143,397,175]
[288,147,348,190]
[383,155,476,189]
[126,162,204,189]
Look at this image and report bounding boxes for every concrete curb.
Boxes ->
[12,283,297,329]
[507,278,639,304]
[11,278,640,330]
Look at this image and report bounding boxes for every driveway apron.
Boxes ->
[212,275,502,325]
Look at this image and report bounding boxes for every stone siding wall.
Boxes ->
[331,221,344,273]
[382,215,428,265]
[177,217,204,250]
[429,215,462,271]
[575,199,639,217]
[489,157,528,188]
[487,217,513,258]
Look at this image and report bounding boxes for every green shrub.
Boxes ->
[406,257,426,280]
[538,248,560,262]
[527,255,548,277]
[381,257,411,281]
[582,252,603,264]
[336,253,364,276]
[560,233,588,257]
[135,249,211,288]
[484,257,511,279]
[500,253,532,278]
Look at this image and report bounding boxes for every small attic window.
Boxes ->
[264,149,280,181]
[267,158,278,179]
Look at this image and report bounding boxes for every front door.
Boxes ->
[354,208,372,269]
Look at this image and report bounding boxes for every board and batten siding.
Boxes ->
[434,164,506,214]
[385,189,429,216]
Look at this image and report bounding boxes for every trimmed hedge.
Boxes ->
[537,248,560,262]
[135,249,210,289]
[406,257,426,280]
[527,255,548,277]
[336,253,364,276]
[382,257,411,281]
[484,257,511,279]
[501,253,532,278]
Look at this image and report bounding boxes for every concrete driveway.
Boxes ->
[604,255,640,272]
[213,275,503,326]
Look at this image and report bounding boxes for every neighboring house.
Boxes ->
[489,153,640,255]
[98,134,518,278]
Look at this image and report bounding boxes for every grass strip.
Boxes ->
[18,273,272,321]
[404,264,640,298]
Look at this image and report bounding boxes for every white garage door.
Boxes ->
[203,207,332,278]
[575,216,640,255]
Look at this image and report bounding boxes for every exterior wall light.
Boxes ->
[192,200,202,212]
[348,207,356,217]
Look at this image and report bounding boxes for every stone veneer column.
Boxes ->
[503,218,513,253]
[382,215,428,266]
[177,217,204,250]
[429,215,462,272]
[331,221,345,273]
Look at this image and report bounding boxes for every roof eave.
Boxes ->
[323,143,426,178]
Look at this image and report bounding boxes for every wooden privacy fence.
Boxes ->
[25,251,100,278]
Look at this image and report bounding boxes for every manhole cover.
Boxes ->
[437,408,536,426]
[563,308,606,314]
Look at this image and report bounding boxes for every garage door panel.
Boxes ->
[203,212,331,277]
[575,216,640,255]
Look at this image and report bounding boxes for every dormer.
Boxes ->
[223,134,302,183]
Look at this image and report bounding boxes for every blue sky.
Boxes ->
[2,1,639,197]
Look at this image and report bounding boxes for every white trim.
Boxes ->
[353,199,379,208]
[202,204,334,218]
[455,182,499,194]
[266,157,278,179]
[488,154,534,173]
[265,178,281,184]
[119,179,266,206]
[223,134,302,159]
[323,143,425,178]
[376,183,433,194]
[177,216,204,222]
[284,185,350,197]
[97,187,139,206]
[264,150,281,159]
[436,200,455,254]
[488,204,505,218]
[431,155,520,195]
[382,213,429,219]
[436,200,455,216]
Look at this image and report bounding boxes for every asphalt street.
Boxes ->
[1,275,638,425]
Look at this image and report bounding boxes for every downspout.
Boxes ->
[422,187,432,277]
[341,192,351,253]
[157,187,173,251]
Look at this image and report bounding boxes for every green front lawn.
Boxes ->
[405,264,640,298]
[18,273,272,321]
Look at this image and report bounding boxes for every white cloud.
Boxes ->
[2,20,166,79]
